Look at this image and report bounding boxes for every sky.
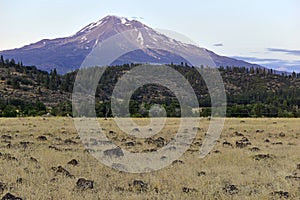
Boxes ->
[1,0,299,72]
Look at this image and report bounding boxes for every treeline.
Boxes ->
[0,99,46,117]
[1,56,300,117]
[73,64,300,118]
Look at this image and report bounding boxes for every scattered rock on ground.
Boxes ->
[16,178,23,184]
[285,175,300,181]
[131,128,140,132]
[30,157,38,163]
[130,180,148,192]
[264,139,271,143]
[0,182,5,193]
[279,132,286,137]
[223,184,238,195]
[270,191,289,199]
[197,171,206,176]
[48,145,61,151]
[1,135,12,140]
[125,141,135,147]
[1,193,22,200]
[52,166,74,178]
[172,160,184,165]
[182,187,198,193]
[19,141,32,149]
[67,159,79,166]
[37,136,47,141]
[272,142,283,145]
[0,153,17,161]
[254,154,272,161]
[223,141,233,147]
[154,137,165,148]
[236,137,251,148]
[76,178,94,190]
[250,147,260,152]
[64,139,77,145]
[213,150,221,154]
[234,131,244,137]
[103,148,124,157]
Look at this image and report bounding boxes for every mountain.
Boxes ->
[0,15,263,74]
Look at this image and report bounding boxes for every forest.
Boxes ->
[1,55,300,117]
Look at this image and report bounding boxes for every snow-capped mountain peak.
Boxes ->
[0,15,263,74]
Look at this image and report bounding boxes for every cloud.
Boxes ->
[130,16,144,20]
[232,56,300,72]
[233,56,280,63]
[213,43,223,47]
[267,48,300,56]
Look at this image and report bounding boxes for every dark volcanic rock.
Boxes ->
[271,191,289,199]
[272,142,283,145]
[256,129,264,133]
[234,131,244,137]
[236,137,251,148]
[182,187,198,193]
[52,166,74,178]
[285,175,300,181]
[76,178,94,190]
[264,139,271,143]
[172,160,185,165]
[250,147,260,152]
[223,141,233,147]
[64,139,77,145]
[16,178,23,184]
[0,182,5,193]
[19,141,33,149]
[223,184,238,195]
[254,154,272,161]
[130,180,148,192]
[125,141,135,147]
[1,135,12,140]
[48,145,61,151]
[103,148,124,157]
[29,157,38,163]
[0,153,17,161]
[279,132,286,137]
[37,136,47,141]
[131,128,140,132]
[67,159,79,166]
[154,137,165,148]
[197,171,206,176]
[1,193,22,200]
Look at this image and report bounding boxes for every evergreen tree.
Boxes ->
[0,55,4,66]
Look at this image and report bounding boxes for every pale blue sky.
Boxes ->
[1,0,299,71]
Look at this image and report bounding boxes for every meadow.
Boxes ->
[0,117,299,199]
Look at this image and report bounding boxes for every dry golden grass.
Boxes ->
[0,117,299,199]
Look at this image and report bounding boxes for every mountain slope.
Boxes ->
[0,15,263,74]
[1,60,300,117]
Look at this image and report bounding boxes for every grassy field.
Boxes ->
[0,117,299,199]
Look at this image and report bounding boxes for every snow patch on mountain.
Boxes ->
[78,20,105,34]
[121,17,127,24]
[80,36,88,43]
[137,31,144,46]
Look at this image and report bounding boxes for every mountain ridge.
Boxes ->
[0,15,264,74]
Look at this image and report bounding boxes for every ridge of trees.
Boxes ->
[1,56,300,117]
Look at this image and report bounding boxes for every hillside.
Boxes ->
[0,57,70,116]
[1,57,300,117]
